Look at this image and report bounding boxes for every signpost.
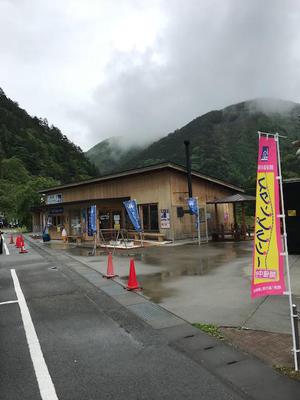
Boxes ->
[123,199,143,246]
[187,197,201,246]
[88,205,97,255]
[252,131,299,371]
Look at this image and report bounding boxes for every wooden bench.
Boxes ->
[67,235,82,244]
[128,231,165,242]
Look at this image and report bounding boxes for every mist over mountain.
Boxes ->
[86,98,300,189]
[85,137,144,175]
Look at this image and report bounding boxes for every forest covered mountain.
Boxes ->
[85,137,143,176]
[86,98,300,190]
[0,88,97,182]
[2,91,300,228]
[0,88,97,226]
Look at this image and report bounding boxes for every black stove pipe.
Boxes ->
[184,140,193,198]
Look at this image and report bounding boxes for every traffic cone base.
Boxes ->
[126,259,142,291]
[19,236,28,254]
[103,253,118,278]
[19,248,28,254]
[126,286,142,291]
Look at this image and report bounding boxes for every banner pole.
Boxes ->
[205,203,209,243]
[275,132,298,371]
[196,197,201,246]
[140,231,144,247]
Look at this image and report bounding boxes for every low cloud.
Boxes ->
[1,0,300,150]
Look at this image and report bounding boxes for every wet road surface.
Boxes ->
[1,234,249,400]
[53,239,300,333]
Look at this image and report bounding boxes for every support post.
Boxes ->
[214,204,219,233]
[196,197,201,246]
[140,231,144,247]
[205,203,209,243]
[241,202,246,240]
[92,233,97,256]
[233,202,237,226]
[292,304,300,368]
[275,132,298,371]
[184,140,193,198]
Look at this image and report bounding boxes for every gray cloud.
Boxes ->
[1,0,300,150]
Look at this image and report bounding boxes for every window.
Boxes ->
[51,215,63,226]
[142,205,149,229]
[70,209,81,235]
[140,204,158,231]
[150,205,159,231]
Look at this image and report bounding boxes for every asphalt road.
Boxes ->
[0,234,247,400]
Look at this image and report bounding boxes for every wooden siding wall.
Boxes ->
[41,169,237,241]
[169,171,235,240]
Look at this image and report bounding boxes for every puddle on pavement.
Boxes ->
[118,241,253,303]
[44,240,252,304]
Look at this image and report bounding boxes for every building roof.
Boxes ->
[206,193,255,204]
[283,178,300,184]
[40,162,244,194]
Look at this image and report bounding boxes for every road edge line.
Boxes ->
[10,269,59,400]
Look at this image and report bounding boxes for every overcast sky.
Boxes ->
[1,0,300,150]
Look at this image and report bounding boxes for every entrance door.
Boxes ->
[112,211,122,230]
[99,212,110,230]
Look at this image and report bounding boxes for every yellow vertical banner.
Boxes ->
[252,137,285,298]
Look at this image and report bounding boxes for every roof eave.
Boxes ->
[39,162,244,194]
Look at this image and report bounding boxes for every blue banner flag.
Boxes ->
[123,200,141,232]
[187,197,198,215]
[88,205,97,236]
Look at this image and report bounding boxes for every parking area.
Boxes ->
[42,239,300,334]
[1,233,258,400]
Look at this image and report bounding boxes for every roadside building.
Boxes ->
[32,162,243,242]
[283,178,300,253]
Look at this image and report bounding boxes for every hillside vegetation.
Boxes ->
[0,89,97,227]
[86,137,143,175]
[87,98,300,190]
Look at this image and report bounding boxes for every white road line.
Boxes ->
[4,241,10,255]
[11,269,59,400]
[0,300,18,306]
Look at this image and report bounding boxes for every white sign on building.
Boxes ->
[160,209,170,229]
[46,193,63,205]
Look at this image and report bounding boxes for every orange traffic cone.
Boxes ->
[15,236,21,248]
[9,234,14,244]
[19,236,28,254]
[126,259,141,291]
[103,252,118,278]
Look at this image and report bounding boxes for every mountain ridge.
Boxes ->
[0,88,98,227]
[86,98,300,188]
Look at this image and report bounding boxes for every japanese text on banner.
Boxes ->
[251,137,285,298]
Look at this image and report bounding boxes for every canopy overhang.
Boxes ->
[206,193,255,205]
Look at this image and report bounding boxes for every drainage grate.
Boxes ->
[227,360,238,365]
[204,346,214,350]
[127,302,171,322]
[101,284,125,295]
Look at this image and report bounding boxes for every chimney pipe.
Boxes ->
[184,140,193,198]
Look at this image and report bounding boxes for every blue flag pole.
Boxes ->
[187,197,201,246]
[123,199,144,247]
[196,197,201,246]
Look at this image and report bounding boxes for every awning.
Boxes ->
[207,193,255,204]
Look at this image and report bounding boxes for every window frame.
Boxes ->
[139,203,159,232]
